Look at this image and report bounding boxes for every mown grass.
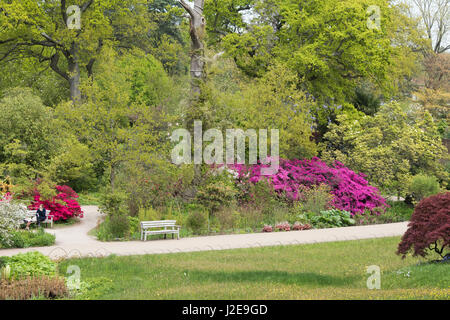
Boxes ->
[58,237,449,300]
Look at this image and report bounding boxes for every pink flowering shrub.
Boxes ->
[275,222,291,231]
[29,186,83,221]
[262,225,273,232]
[292,222,312,231]
[0,192,12,203]
[231,157,387,216]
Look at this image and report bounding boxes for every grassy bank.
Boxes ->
[59,237,449,300]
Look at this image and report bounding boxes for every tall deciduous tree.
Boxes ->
[320,102,448,196]
[179,0,207,97]
[0,87,56,181]
[0,0,151,103]
[410,0,450,53]
[203,0,253,45]
[222,0,421,104]
[55,48,172,191]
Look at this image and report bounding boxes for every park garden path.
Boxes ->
[0,206,409,259]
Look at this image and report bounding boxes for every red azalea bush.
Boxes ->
[262,225,273,233]
[397,192,450,259]
[29,185,83,221]
[231,157,387,216]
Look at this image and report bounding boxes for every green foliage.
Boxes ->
[296,184,334,216]
[0,58,69,107]
[308,209,356,229]
[0,229,55,249]
[0,0,154,95]
[45,137,97,193]
[353,84,382,116]
[67,277,114,300]
[0,88,56,181]
[196,176,238,214]
[204,0,254,45]
[138,206,162,222]
[203,62,317,160]
[96,214,131,241]
[107,214,130,239]
[186,210,209,235]
[408,174,441,203]
[99,191,128,216]
[222,0,419,104]
[2,252,57,279]
[55,47,174,193]
[120,159,194,213]
[222,25,275,77]
[128,216,141,237]
[115,48,172,106]
[212,208,242,232]
[98,190,131,239]
[355,201,414,225]
[77,192,102,206]
[321,102,448,196]
[244,180,281,214]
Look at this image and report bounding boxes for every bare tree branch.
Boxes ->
[61,0,68,27]
[179,0,195,18]
[80,0,94,13]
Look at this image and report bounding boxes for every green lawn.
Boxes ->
[59,237,449,300]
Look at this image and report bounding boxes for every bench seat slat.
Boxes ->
[144,230,179,234]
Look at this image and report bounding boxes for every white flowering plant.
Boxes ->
[0,201,28,246]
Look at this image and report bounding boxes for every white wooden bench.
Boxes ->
[140,220,180,241]
[25,210,54,228]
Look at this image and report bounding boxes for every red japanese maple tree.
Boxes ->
[397,192,450,259]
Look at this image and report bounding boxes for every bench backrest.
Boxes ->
[27,210,52,216]
[141,220,177,229]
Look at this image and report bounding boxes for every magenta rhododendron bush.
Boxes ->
[231,157,387,215]
[29,186,83,221]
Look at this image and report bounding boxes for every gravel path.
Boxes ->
[0,206,409,259]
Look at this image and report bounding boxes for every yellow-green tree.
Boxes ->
[0,0,152,103]
[55,48,174,191]
[321,102,448,196]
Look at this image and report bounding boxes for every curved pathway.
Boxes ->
[0,206,409,259]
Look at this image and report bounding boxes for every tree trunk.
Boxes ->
[110,164,116,193]
[68,42,81,104]
[68,61,81,103]
[180,0,206,98]
[180,0,207,185]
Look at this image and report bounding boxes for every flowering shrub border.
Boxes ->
[231,157,387,215]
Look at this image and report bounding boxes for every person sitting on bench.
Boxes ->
[25,204,47,230]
